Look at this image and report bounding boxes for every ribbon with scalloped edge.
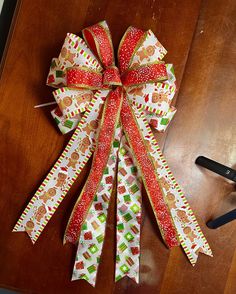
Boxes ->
[13,21,212,286]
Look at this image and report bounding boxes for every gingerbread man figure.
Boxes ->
[79,136,91,153]
[56,172,67,187]
[183,226,197,242]
[25,220,35,236]
[35,205,47,222]
[39,188,56,203]
[68,152,80,169]
[177,210,189,224]
[83,120,98,136]
[136,45,156,61]
[166,193,177,210]
[59,96,72,111]
[76,92,93,106]
[146,45,155,57]
[162,180,171,192]
[128,86,144,97]
[151,92,169,104]
[60,47,76,64]
[136,48,146,61]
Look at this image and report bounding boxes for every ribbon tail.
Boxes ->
[72,125,121,286]
[115,133,141,284]
[133,106,213,265]
[13,90,109,243]
[120,94,179,248]
[64,87,123,244]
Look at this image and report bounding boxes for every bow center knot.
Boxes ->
[66,65,123,90]
[103,66,122,87]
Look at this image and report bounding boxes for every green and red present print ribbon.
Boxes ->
[13,21,212,286]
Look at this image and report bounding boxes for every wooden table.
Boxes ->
[0,0,235,293]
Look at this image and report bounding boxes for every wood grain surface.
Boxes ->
[0,0,235,293]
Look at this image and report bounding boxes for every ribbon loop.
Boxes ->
[118,26,145,74]
[82,21,115,68]
[66,66,104,90]
[121,62,168,88]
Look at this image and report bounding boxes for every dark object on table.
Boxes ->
[195,156,236,229]
[196,156,236,182]
[0,0,17,63]
[206,209,236,229]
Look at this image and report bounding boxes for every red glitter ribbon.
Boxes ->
[64,21,178,247]
[120,94,178,247]
[64,87,123,243]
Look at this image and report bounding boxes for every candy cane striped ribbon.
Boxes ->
[13,90,109,242]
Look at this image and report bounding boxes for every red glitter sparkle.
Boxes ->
[64,87,123,244]
[120,95,178,248]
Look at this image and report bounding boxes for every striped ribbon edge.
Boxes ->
[66,107,87,119]
[135,106,213,265]
[13,91,105,243]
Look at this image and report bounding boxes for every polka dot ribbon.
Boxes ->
[13,21,212,286]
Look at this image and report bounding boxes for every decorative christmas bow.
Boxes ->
[14,21,212,286]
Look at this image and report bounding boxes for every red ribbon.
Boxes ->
[64,21,179,248]
[64,87,123,243]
